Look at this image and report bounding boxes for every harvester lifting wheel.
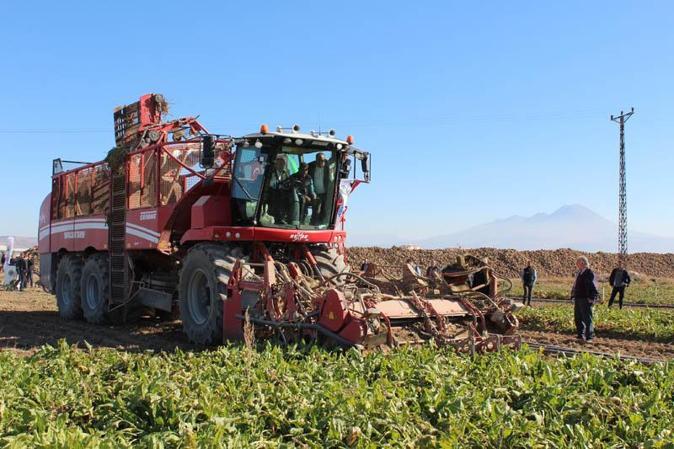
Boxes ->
[80,254,110,324]
[179,244,242,345]
[55,256,83,320]
[311,246,349,283]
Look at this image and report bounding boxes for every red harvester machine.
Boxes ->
[39,94,519,350]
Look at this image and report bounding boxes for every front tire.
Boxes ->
[179,244,241,345]
[311,245,349,282]
[55,256,83,320]
[80,254,110,324]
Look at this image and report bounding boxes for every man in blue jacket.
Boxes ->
[571,256,599,342]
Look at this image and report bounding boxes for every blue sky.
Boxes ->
[1,1,673,242]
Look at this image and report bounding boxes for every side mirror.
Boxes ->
[52,158,64,175]
[361,154,370,182]
[201,135,215,168]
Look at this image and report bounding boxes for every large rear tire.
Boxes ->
[80,254,110,324]
[55,256,83,320]
[311,245,349,282]
[179,244,242,345]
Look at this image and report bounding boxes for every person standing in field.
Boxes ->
[426,260,440,278]
[571,256,599,342]
[25,256,34,288]
[0,252,5,273]
[521,262,537,306]
[404,258,423,277]
[608,264,631,309]
[15,256,26,291]
[426,259,440,289]
[360,258,370,275]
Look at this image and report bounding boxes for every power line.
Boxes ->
[610,107,635,268]
[0,129,108,134]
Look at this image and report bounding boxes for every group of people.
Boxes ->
[1,252,35,291]
[520,258,632,343]
[267,152,351,226]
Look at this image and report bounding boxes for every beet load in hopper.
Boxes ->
[38,94,519,350]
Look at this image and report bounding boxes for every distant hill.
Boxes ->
[0,236,37,250]
[417,205,674,253]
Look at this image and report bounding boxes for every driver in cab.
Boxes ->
[288,162,316,225]
[268,155,290,223]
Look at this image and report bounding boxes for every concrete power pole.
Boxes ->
[610,107,635,268]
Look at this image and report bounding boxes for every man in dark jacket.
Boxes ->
[288,162,316,225]
[15,256,26,291]
[360,258,370,275]
[521,263,537,306]
[571,256,599,342]
[268,156,291,223]
[308,153,335,225]
[426,260,440,289]
[25,257,34,288]
[608,265,631,309]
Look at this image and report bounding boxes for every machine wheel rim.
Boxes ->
[62,274,72,305]
[187,269,211,326]
[85,275,100,309]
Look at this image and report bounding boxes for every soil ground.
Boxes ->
[1,287,672,361]
[0,288,197,355]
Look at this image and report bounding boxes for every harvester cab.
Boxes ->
[226,125,370,231]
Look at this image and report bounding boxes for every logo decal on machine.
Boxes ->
[64,231,86,239]
[289,232,309,242]
[140,211,157,221]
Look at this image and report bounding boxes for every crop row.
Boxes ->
[509,277,674,305]
[515,303,674,343]
[1,341,673,448]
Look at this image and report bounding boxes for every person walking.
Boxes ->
[0,252,5,273]
[571,256,599,342]
[15,256,26,291]
[608,265,631,309]
[25,256,34,288]
[521,262,537,306]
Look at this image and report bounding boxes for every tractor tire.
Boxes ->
[55,256,83,320]
[80,254,110,324]
[311,245,350,283]
[179,244,243,345]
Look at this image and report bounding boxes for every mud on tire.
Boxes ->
[179,244,242,345]
[55,256,83,320]
[80,254,110,324]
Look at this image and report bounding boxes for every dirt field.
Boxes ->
[349,246,674,278]
[1,287,672,361]
[0,288,198,355]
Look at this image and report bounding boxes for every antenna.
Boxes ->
[610,107,635,268]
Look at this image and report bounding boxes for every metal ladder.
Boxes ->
[109,169,128,308]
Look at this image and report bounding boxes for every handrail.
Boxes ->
[160,143,232,182]
[160,146,206,180]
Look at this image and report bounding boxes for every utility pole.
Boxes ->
[610,107,635,268]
